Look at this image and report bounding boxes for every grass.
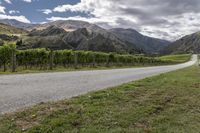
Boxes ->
[0,64,200,132]
[0,64,156,75]
[158,54,191,63]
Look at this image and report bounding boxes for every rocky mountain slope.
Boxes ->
[110,28,170,54]
[162,32,200,54]
[29,25,67,36]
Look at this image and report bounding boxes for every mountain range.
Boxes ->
[2,19,197,55]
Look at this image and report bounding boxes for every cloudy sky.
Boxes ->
[0,0,200,40]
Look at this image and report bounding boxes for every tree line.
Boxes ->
[0,44,172,72]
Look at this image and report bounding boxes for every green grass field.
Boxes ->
[0,64,200,133]
[158,54,191,63]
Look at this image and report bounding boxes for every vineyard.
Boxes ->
[0,44,183,72]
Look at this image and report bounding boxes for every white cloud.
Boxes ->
[0,6,6,14]
[0,14,31,23]
[4,0,12,4]
[38,9,52,15]
[3,0,32,4]
[52,0,138,29]
[22,0,32,3]
[53,0,93,13]
[9,10,20,14]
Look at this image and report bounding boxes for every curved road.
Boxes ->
[0,55,197,114]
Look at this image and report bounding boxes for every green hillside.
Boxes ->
[0,23,27,35]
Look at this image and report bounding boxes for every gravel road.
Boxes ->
[0,55,197,114]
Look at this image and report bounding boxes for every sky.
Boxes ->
[0,0,200,41]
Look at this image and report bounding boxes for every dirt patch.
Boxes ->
[190,83,200,88]
[16,120,39,131]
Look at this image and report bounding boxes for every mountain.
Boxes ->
[33,20,128,41]
[62,28,134,53]
[163,32,200,54]
[0,19,35,30]
[29,20,144,53]
[29,25,67,36]
[0,23,28,45]
[0,23,27,34]
[34,20,105,32]
[21,27,141,53]
[110,28,170,54]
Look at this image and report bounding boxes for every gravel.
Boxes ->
[0,55,197,114]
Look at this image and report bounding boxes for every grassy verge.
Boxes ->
[0,64,200,132]
[0,64,157,75]
[158,54,191,63]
